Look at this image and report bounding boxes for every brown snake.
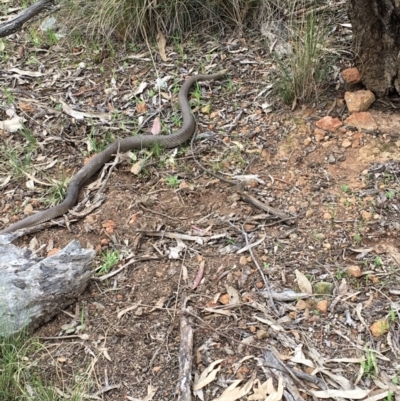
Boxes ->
[0,70,228,234]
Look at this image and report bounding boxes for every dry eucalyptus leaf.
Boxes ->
[193,359,223,391]
[131,160,144,175]
[157,30,167,62]
[295,269,313,294]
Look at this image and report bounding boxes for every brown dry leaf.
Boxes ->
[295,269,313,294]
[201,104,211,113]
[151,117,161,135]
[212,375,255,401]
[156,30,167,62]
[10,67,44,77]
[225,285,240,304]
[248,378,275,400]
[192,260,205,289]
[203,307,232,316]
[100,347,112,361]
[310,388,369,399]
[133,81,148,96]
[253,315,284,332]
[150,296,168,312]
[0,116,25,132]
[131,160,144,175]
[23,204,34,215]
[126,385,158,401]
[102,220,116,234]
[136,102,148,114]
[265,376,283,401]
[290,344,314,368]
[18,102,35,113]
[47,248,61,257]
[117,302,142,319]
[374,243,400,266]
[193,359,223,391]
[362,391,390,401]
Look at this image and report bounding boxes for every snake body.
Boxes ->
[1,70,227,234]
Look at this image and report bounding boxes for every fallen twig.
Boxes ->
[177,299,195,401]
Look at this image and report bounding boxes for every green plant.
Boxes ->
[386,391,394,401]
[313,231,323,241]
[150,141,164,158]
[98,249,120,275]
[385,191,395,199]
[46,29,59,45]
[166,175,180,187]
[3,87,15,105]
[20,125,37,147]
[275,9,332,105]
[374,256,382,267]
[263,262,270,270]
[361,348,378,378]
[226,238,235,245]
[335,268,345,280]
[341,183,350,193]
[0,327,73,400]
[29,27,41,46]
[0,144,34,178]
[86,131,114,155]
[192,83,202,103]
[44,178,68,206]
[353,233,362,244]
[389,306,397,322]
[172,34,184,57]
[383,172,394,184]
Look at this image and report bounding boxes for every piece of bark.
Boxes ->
[177,302,194,401]
[0,235,94,336]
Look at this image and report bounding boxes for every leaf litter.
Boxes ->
[0,7,400,401]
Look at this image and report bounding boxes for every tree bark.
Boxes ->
[348,0,400,97]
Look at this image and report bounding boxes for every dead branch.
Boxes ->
[177,300,194,401]
[0,0,55,38]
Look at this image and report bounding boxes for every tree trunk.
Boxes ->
[348,0,400,97]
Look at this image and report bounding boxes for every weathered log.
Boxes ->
[0,235,94,336]
[0,0,55,38]
[348,0,400,97]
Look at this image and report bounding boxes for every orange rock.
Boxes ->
[347,265,361,277]
[296,300,307,310]
[344,90,375,113]
[316,116,343,132]
[370,320,389,337]
[219,294,230,305]
[345,112,377,131]
[341,67,361,84]
[361,210,372,221]
[316,300,329,313]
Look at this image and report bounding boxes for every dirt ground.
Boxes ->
[1,23,400,401]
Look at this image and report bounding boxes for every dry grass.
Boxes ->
[61,0,338,104]
[63,0,269,42]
